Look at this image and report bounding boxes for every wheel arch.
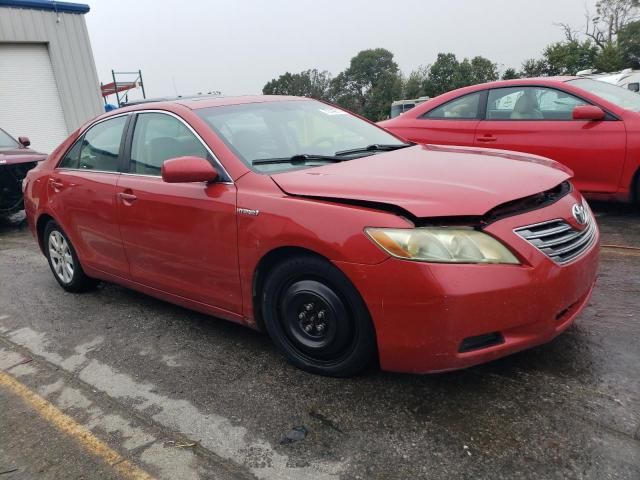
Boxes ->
[252,246,330,331]
[632,167,640,204]
[35,213,56,254]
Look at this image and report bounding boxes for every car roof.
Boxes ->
[123,95,310,111]
[467,77,578,90]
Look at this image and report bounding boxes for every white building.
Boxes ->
[0,0,103,152]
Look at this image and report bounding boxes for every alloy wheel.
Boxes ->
[48,230,74,284]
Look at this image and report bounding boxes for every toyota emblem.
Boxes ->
[572,203,587,225]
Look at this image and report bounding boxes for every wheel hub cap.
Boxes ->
[48,231,74,284]
[279,280,353,360]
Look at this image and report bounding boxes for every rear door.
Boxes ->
[388,91,484,146]
[116,111,242,314]
[475,86,627,193]
[49,115,130,277]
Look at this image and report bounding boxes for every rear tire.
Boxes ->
[261,255,376,377]
[44,221,98,292]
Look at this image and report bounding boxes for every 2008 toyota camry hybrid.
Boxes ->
[23,96,599,376]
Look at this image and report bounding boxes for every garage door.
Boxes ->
[0,43,69,153]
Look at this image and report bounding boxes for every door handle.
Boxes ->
[49,178,64,191]
[476,135,497,143]
[118,192,137,204]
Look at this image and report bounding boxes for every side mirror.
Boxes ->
[572,105,606,121]
[161,156,218,183]
[18,136,31,147]
[628,82,639,93]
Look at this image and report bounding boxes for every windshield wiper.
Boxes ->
[252,154,344,166]
[335,143,414,156]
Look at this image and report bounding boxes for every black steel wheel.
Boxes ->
[261,255,376,376]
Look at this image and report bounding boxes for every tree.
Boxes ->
[545,0,639,74]
[327,71,361,113]
[543,40,599,75]
[331,48,403,120]
[618,20,640,67]
[520,58,548,77]
[585,0,640,48]
[502,68,520,80]
[403,66,429,98]
[468,56,499,84]
[364,71,404,120]
[263,69,332,100]
[422,53,459,97]
[594,42,626,70]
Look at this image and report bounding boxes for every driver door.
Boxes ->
[116,111,242,314]
[475,86,627,193]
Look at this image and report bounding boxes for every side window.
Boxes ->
[537,88,587,116]
[58,139,83,169]
[130,113,209,175]
[486,87,587,120]
[423,92,482,120]
[78,116,127,171]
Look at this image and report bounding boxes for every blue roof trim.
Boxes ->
[0,0,90,14]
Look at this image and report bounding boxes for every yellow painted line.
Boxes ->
[0,369,155,480]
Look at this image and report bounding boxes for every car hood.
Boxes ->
[270,144,572,218]
[0,148,47,165]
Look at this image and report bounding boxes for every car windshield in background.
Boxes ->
[0,129,18,149]
[196,100,407,173]
[568,78,640,112]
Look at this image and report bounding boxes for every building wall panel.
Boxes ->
[0,6,103,135]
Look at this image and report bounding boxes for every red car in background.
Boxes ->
[0,128,47,216]
[23,96,598,376]
[380,77,640,204]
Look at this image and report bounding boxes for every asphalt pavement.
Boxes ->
[0,203,638,480]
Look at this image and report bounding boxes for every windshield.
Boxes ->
[196,100,405,173]
[0,129,19,149]
[568,78,640,112]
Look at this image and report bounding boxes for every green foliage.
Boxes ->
[543,41,599,75]
[329,48,403,121]
[618,20,640,67]
[594,43,626,71]
[421,54,498,97]
[468,56,500,84]
[422,53,459,97]
[501,68,520,80]
[262,69,332,100]
[520,58,548,77]
[403,66,429,99]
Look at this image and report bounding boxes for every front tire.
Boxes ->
[44,221,98,292]
[261,255,376,377]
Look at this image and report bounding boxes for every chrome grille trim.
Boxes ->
[514,209,597,265]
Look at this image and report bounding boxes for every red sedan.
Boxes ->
[23,96,599,376]
[380,77,640,204]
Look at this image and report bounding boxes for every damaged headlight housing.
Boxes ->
[364,227,520,264]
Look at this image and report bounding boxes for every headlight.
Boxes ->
[364,227,520,264]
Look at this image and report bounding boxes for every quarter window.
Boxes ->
[78,116,127,171]
[58,139,83,169]
[423,92,482,119]
[130,113,209,176]
[486,87,587,120]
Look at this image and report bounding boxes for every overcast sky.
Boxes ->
[86,0,598,100]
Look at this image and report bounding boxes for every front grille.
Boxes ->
[514,207,597,265]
